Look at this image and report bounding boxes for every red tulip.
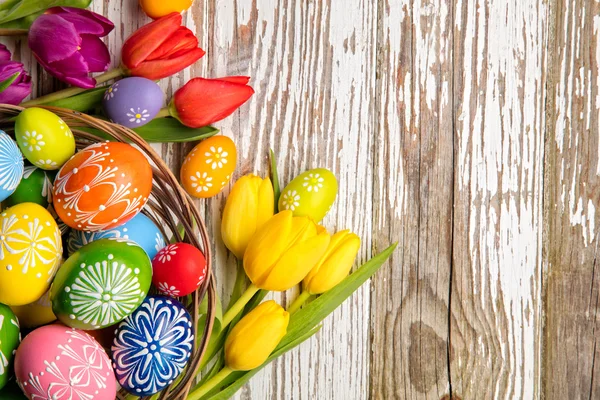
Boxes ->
[121,13,205,80]
[169,77,254,128]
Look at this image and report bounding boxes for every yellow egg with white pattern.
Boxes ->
[0,202,63,306]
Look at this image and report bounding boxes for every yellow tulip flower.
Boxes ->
[221,174,274,259]
[225,300,289,371]
[243,210,331,291]
[303,230,361,294]
[139,0,194,19]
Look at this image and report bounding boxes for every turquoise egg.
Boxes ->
[68,213,166,259]
[0,131,24,202]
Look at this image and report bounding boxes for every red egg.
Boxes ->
[53,142,153,231]
[152,243,207,297]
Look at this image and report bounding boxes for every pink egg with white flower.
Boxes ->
[152,243,207,297]
[14,324,117,399]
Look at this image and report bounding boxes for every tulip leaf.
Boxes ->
[45,87,105,112]
[269,149,281,210]
[134,119,219,143]
[0,0,91,26]
[0,71,19,94]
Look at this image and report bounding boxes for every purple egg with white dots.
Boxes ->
[103,77,164,128]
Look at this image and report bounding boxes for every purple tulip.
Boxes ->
[0,44,31,105]
[29,7,114,89]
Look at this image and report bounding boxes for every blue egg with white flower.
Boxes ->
[111,296,194,396]
[103,77,164,128]
[0,130,24,202]
[68,212,166,258]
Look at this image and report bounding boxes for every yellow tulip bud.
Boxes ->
[224,300,289,371]
[139,0,194,19]
[243,211,331,291]
[221,174,274,259]
[303,230,361,294]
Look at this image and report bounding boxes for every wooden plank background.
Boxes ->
[3,0,600,398]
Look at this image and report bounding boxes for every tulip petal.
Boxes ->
[48,7,115,36]
[55,11,115,36]
[39,52,96,89]
[0,44,11,62]
[219,76,251,85]
[0,61,31,104]
[121,13,183,69]
[79,35,111,72]
[146,27,198,61]
[29,14,80,63]
[173,77,254,128]
[128,47,206,80]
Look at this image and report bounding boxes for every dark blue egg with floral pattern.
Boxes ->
[111,296,194,396]
[103,77,164,128]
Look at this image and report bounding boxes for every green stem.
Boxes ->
[288,291,311,314]
[187,367,233,400]
[221,283,259,329]
[156,107,171,118]
[21,67,125,106]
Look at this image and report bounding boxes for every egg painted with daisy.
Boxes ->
[14,108,75,170]
[180,135,237,198]
[279,168,338,222]
[103,77,164,128]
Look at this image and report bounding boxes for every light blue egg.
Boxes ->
[0,130,24,202]
[68,213,166,259]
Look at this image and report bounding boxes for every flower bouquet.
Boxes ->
[0,1,396,399]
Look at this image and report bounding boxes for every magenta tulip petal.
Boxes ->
[79,35,110,72]
[50,7,114,36]
[0,82,31,105]
[0,59,31,104]
[58,12,112,36]
[29,14,80,63]
[0,44,11,61]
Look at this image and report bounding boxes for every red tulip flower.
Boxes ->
[121,13,205,80]
[169,77,254,128]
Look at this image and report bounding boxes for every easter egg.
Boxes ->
[0,131,24,203]
[0,304,20,390]
[139,0,193,19]
[15,108,75,170]
[103,77,164,128]
[4,166,55,208]
[68,213,166,259]
[112,296,194,396]
[152,243,207,297]
[53,142,153,231]
[50,238,152,330]
[180,135,237,198]
[10,291,56,329]
[14,324,116,399]
[278,168,338,222]
[0,203,63,306]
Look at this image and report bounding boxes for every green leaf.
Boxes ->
[0,11,40,29]
[0,0,91,26]
[269,149,281,210]
[45,87,105,112]
[0,71,19,94]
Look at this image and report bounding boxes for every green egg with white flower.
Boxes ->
[4,166,55,208]
[278,168,338,222]
[0,303,21,390]
[15,108,76,170]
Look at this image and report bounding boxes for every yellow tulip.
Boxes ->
[139,0,194,19]
[243,210,331,291]
[221,174,274,259]
[224,300,289,371]
[303,230,361,294]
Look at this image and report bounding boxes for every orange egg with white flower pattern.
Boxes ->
[180,136,237,198]
[53,142,153,231]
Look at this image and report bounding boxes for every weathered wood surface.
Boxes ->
[10,0,599,398]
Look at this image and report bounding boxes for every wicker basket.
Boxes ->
[0,104,217,400]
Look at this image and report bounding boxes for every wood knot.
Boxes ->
[408,323,449,393]
[440,395,462,400]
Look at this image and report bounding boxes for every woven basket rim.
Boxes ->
[0,104,216,400]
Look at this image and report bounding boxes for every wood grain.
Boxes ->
[543,0,600,398]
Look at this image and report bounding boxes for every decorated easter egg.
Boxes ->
[0,304,20,390]
[112,296,194,396]
[15,108,75,170]
[53,142,153,231]
[68,213,166,259]
[4,166,55,208]
[103,77,164,128]
[10,291,56,329]
[152,243,207,297]
[279,168,338,222]
[180,135,237,198]
[0,131,24,203]
[0,203,63,306]
[50,238,152,330]
[14,324,116,399]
